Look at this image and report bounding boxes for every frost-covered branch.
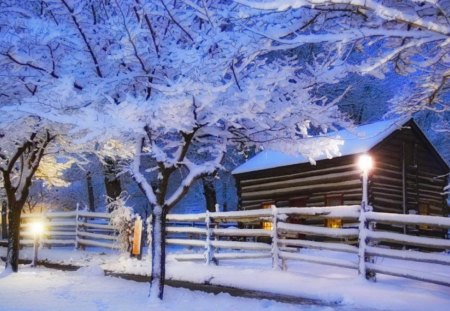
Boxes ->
[235,0,450,35]
[59,0,103,78]
[165,149,225,208]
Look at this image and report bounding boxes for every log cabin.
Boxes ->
[232,118,449,237]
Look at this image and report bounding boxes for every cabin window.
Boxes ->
[418,203,430,230]
[261,202,273,231]
[325,194,343,229]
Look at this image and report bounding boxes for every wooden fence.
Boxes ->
[14,204,450,287]
[20,208,118,249]
[165,205,450,287]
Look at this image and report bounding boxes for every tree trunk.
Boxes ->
[5,205,22,272]
[149,206,167,300]
[103,157,122,209]
[86,171,95,212]
[1,200,7,239]
[222,177,228,212]
[202,175,217,213]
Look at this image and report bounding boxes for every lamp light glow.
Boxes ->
[30,221,44,236]
[357,154,373,172]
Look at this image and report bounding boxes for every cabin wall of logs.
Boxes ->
[370,124,447,217]
[234,121,448,238]
[235,156,362,210]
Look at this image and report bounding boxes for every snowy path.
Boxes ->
[0,266,332,311]
[0,247,449,311]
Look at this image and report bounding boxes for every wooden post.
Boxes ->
[402,142,407,235]
[147,214,152,258]
[271,205,281,270]
[77,204,86,250]
[75,203,79,249]
[214,204,220,265]
[31,232,39,267]
[358,202,376,281]
[204,211,214,265]
[358,202,367,278]
[45,214,50,249]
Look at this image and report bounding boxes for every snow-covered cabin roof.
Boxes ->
[232,118,410,175]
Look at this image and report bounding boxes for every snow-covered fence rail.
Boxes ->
[165,205,450,287]
[363,212,450,287]
[20,211,77,246]
[166,205,361,266]
[20,209,119,249]
[166,209,274,262]
[274,205,360,271]
[17,205,450,287]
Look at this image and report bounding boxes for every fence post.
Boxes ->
[214,204,220,263]
[204,211,214,265]
[75,203,79,249]
[358,202,367,278]
[358,203,376,281]
[271,205,281,270]
[44,213,50,249]
[147,214,152,259]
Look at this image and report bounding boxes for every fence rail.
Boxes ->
[14,203,450,287]
[165,204,450,287]
[19,207,119,249]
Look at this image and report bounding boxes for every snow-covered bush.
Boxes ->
[108,193,138,253]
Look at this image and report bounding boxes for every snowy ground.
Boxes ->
[0,266,326,311]
[0,247,449,311]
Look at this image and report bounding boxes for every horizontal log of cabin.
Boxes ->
[371,184,403,193]
[414,182,445,192]
[375,161,401,171]
[417,170,447,182]
[371,154,402,166]
[241,170,360,192]
[238,163,357,187]
[240,203,265,210]
[371,205,403,213]
[375,167,402,178]
[373,196,403,206]
[415,190,445,201]
[240,188,362,205]
[241,179,361,201]
[371,199,403,209]
[371,191,403,201]
[371,175,403,187]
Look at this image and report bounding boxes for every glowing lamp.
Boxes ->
[357,154,373,172]
[357,154,373,209]
[30,221,44,236]
[30,221,45,268]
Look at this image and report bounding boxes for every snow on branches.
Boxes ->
[233,0,450,116]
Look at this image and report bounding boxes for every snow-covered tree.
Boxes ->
[234,0,450,118]
[62,2,354,300]
[0,0,356,299]
[0,115,57,272]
